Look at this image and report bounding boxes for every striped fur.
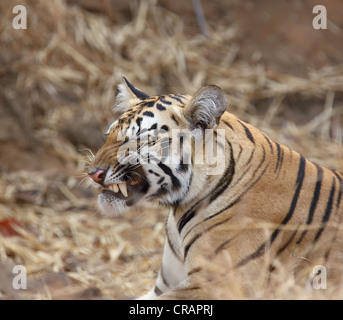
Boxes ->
[88,79,343,299]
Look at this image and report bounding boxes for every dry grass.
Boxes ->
[0,0,342,299]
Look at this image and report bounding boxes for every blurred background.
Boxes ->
[0,0,342,299]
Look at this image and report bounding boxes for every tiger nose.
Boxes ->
[88,168,107,184]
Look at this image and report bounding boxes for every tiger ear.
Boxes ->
[114,77,149,113]
[183,85,227,130]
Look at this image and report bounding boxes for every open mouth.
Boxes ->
[101,179,148,201]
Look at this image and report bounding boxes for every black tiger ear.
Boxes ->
[122,77,149,100]
[114,77,149,113]
[183,85,227,130]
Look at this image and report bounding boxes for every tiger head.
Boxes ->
[87,78,228,215]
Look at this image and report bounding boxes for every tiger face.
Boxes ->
[87,78,227,215]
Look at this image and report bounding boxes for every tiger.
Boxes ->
[87,77,343,299]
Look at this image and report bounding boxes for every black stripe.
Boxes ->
[141,181,150,194]
[160,97,172,105]
[178,211,195,233]
[143,111,154,117]
[278,145,284,173]
[237,155,306,268]
[138,128,149,136]
[122,136,129,144]
[262,132,274,154]
[135,117,143,136]
[188,267,201,276]
[274,142,284,173]
[236,145,243,162]
[214,238,233,255]
[149,183,168,199]
[209,142,235,202]
[270,155,306,243]
[244,145,266,184]
[236,242,266,268]
[222,119,234,131]
[165,218,183,262]
[171,114,179,125]
[142,100,156,108]
[269,264,276,274]
[157,163,181,189]
[221,149,254,194]
[276,229,298,257]
[238,120,255,144]
[296,165,323,244]
[148,169,160,177]
[175,94,187,99]
[168,95,184,104]
[332,170,343,208]
[322,172,343,263]
[245,148,255,166]
[157,177,165,184]
[174,286,201,293]
[313,177,336,242]
[161,125,169,132]
[177,160,189,173]
[223,149,254,193]
[156,103,166,111]
[184,216,232,259]
[175,189,205,231]
[160,137,172,163]
[171,199,182,207]
[148,123,158,131]
[154,286,163,296]
[184,234,201,260]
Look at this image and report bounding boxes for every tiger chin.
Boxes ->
[88,77,343,299]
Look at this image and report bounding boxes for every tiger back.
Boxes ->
[87,78,343,299]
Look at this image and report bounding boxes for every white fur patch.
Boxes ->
[114,83,132,114]
[97,193,128,216]
[106,120,118,135]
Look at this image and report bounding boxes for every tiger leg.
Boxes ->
[138,238,189,299]
[137,275,203,300]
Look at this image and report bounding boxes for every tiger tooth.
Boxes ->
[112,184,119,193]
[118,182,128,197]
